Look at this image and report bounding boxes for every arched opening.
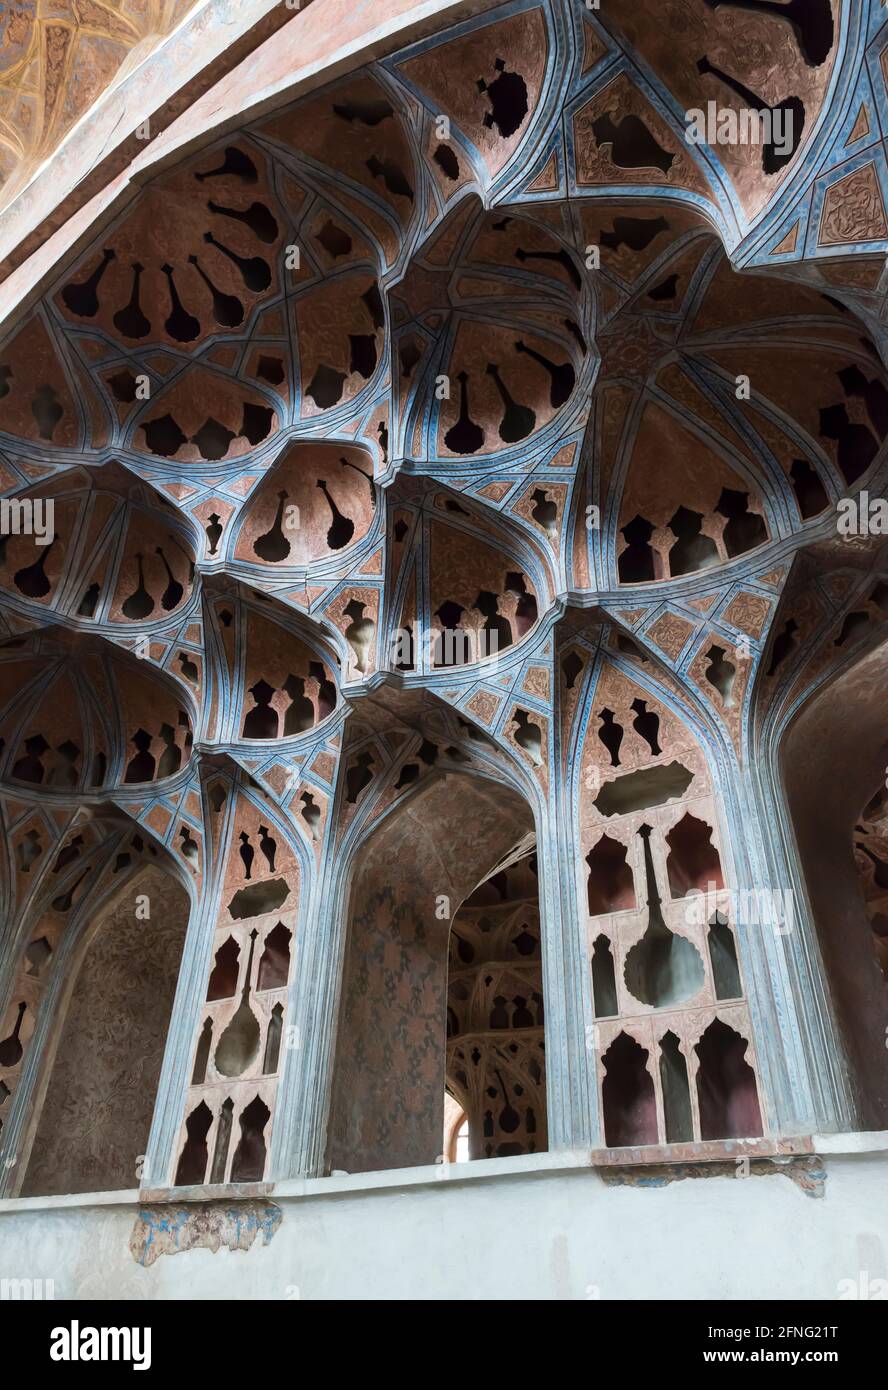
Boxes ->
[443,1092,469,1163]
[665,812,724,898]
[586,833,635,915]
[601,1031,657,1148]
[695,1018,763,1141]
[328,770,535,1174]
[18,864,190,1196]
[445,850,547,1161]
[781,638,888,1128]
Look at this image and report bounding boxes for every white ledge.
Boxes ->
[2,1131,887,1215]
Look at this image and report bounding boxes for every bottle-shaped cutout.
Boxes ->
[207,199,278,243]
[214,928,261,1077]
[486,362,536,443]
[514,246,582,291]
[623,825,705,1008]
[114,262,151,338]
[444,370,485,454]
[701,0,833,68]
[192,1018,213,1085]
[239,831,254,880]
[161,263,200,343]
[338,455,376,506]
[78,580,101,616]
[203,231,270,292]
[205,513,223,556]
[631,698,662,756]
[300,791,321,840]
[514,339,575,408]
[12,734,48,784]
[696,56,804,173]
[283,674,314,735]
[316,479,355,550]
[122,552,155,619]
[253,490,291,563]
[195,147,258,184]
[125,728,155,782]
[512,708,542,763]
[617,522,661,586]
[158,725,182,779]
[51,868,90,913]
[155,546,183,610]
[62,248,115,318]
[597,707,624,767]
[263,1002,284,1074]
[0,1002,26,1067]
[187,254,244,328]
[704,644,736,707]
[668,506,719,577]
[257,825,277,874]
[530,487,557,537]
[14,538,55,598]
[209,1098,233,1184]
[494,1069,521,1133]
[243,681,279,740]
[343,599,373,673]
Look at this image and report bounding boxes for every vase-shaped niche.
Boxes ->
[623,824,704,1008]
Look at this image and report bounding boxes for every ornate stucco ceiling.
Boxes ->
[0,0,886,861]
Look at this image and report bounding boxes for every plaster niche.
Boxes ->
[329,769,534,1174]
[0,630,194,793]
[782,637,888,1129]
[446,851,547,1160]
[21,865,190,1197]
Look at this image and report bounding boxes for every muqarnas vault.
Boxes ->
[1,0,888,1198]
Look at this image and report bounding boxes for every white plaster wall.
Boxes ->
[1,1144,886,1300]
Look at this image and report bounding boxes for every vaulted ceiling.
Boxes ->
[0,0,886,866]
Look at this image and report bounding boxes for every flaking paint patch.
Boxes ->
[599,1156,826,1198]
[129,1201,283,1266]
